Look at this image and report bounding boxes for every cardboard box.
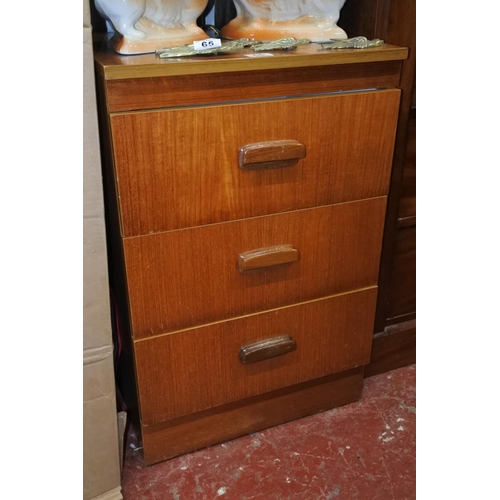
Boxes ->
[83,348,122,500]
[83,3,123,497]
[83,0,91,29]
[83,212,113,352]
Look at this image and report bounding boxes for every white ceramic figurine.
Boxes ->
[94,0,209,54]
[220,0,347,41]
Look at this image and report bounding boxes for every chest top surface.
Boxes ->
[93,38,408,81]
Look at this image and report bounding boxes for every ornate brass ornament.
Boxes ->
[321,37,384,50]
[155,36,382,58]
[156,37,311,58]
[252,37,311,51]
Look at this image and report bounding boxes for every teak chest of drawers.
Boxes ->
[94,41,407,465]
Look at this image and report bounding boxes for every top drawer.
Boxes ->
[111,89,400,237]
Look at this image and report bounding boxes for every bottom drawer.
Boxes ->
[134,287,377,426]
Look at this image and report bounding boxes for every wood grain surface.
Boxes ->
[141,367,364,464]
[397,107,416,220]
[365,319,416,377]
[124,198,386,338]
[111,90,399,237]
[134,289,377,425]
[104,61,403,112]
[386,225,416,321]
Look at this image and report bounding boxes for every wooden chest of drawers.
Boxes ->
[94,41,407,464]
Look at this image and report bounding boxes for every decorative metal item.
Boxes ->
[321,37,385,50]
[156,37,312,58]
[94,0,210,54]
[252,37,310,52]
[220,0,348,42]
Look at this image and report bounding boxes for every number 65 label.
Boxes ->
[193,38,222,51]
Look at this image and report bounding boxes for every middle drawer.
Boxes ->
[124,197,386,339]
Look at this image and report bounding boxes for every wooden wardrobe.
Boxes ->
[339,0,416,376]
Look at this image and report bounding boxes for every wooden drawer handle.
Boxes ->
[239,140,306,170]
[238,244,300,273]
[239,335,297,364]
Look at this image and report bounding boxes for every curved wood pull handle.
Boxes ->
[238,244,300,273]
[239,140,306,170]
[239,335,297,364]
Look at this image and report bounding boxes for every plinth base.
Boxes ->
[220,16,347,42]
[110,20,208,55]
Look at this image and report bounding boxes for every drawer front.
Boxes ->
[111,90,400,237]
[124,197,386,339]
[135,287,378,425]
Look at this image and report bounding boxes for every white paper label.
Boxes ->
[244,53,275,58]
[193,38,222,51]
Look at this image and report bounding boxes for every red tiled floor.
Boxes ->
[122,364,416,499]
